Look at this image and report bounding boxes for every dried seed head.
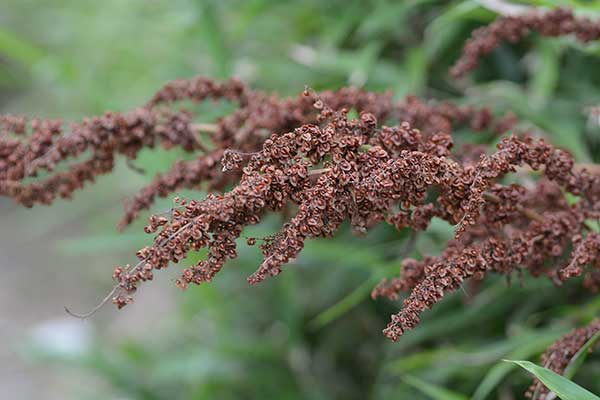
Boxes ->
[2,73,598,352]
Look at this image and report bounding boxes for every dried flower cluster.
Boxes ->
[526,318,600,399]
[57,82,600,350]
[451,7,600,78]
[372,135,599,340]
[97,80,517,311]
[2,73,599,341]
[0,78,246,207]
[0,76,508,227]
[1,11,600,399]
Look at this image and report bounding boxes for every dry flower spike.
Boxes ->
[2,13,600,399]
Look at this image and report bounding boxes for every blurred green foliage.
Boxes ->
[2,0,600,399]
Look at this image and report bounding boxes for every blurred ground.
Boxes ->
[0,174,180,398]
[0,198,96,398]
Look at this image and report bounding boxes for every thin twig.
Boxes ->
[308,167,331,177]
[575,162,600,175]
[482,192,545,223]
[484,190,592,231]
[126,159,146,175]
[64,221,192,319]
[190,122,220,152]
[477,0,535,16]
[192,123,219,133]
[65,286,118,319]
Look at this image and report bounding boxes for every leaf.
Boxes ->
[528,39,562,110]
[472,329,565,400]
[394,46,427,97]
[402,375,469,400]
[308,274,380,330]
[505,360,600,400]
[0,28,44,67]
[424,0,494,61]
[356,0,435,40]
[386,347,458,374]
[563,330,600,379]
[195,1,230,78]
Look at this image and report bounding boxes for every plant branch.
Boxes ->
[192,122,219,133]
[64,221,193,319]
[477,0,535,16]
[482,192,546,223]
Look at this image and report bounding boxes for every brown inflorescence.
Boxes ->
[0,78,246,207]
[377,136,600,340]
[451,7,600,78]
[93,87,599,345]
[2,74,599,346]
[8,43,600,357]
[2,6,600,396]
[0,75,512,227]
[526,318,600,399]
[2,70,599,354]
[115,86,514,231]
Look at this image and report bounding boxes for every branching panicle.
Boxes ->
[2,68,598,350]
[451,7,600,78]
[2,76,599,345]
[2,9,600,367]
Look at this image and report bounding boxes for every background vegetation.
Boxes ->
[1,0,599,398]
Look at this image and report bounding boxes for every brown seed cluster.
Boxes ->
[526,318,600,399]
[451,7,600,78]
[2,15,600,373]
[86,81,497,304]
[117,91,513,229]
[0,78,246,207]
[94,88,599,344]
[2,74,599,350]
[0,75,510,227]
[375,132,600,340]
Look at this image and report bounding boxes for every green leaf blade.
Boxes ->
[402,375,469,400]
[505,360,600,400]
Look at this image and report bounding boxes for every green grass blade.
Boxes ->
[402,375,469,400]
[505,360,600,400]
[196,1,230,78]
[0,28,44,66]
[308,275,377,330]
[472,330,564,400]
[528,39,561,109]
